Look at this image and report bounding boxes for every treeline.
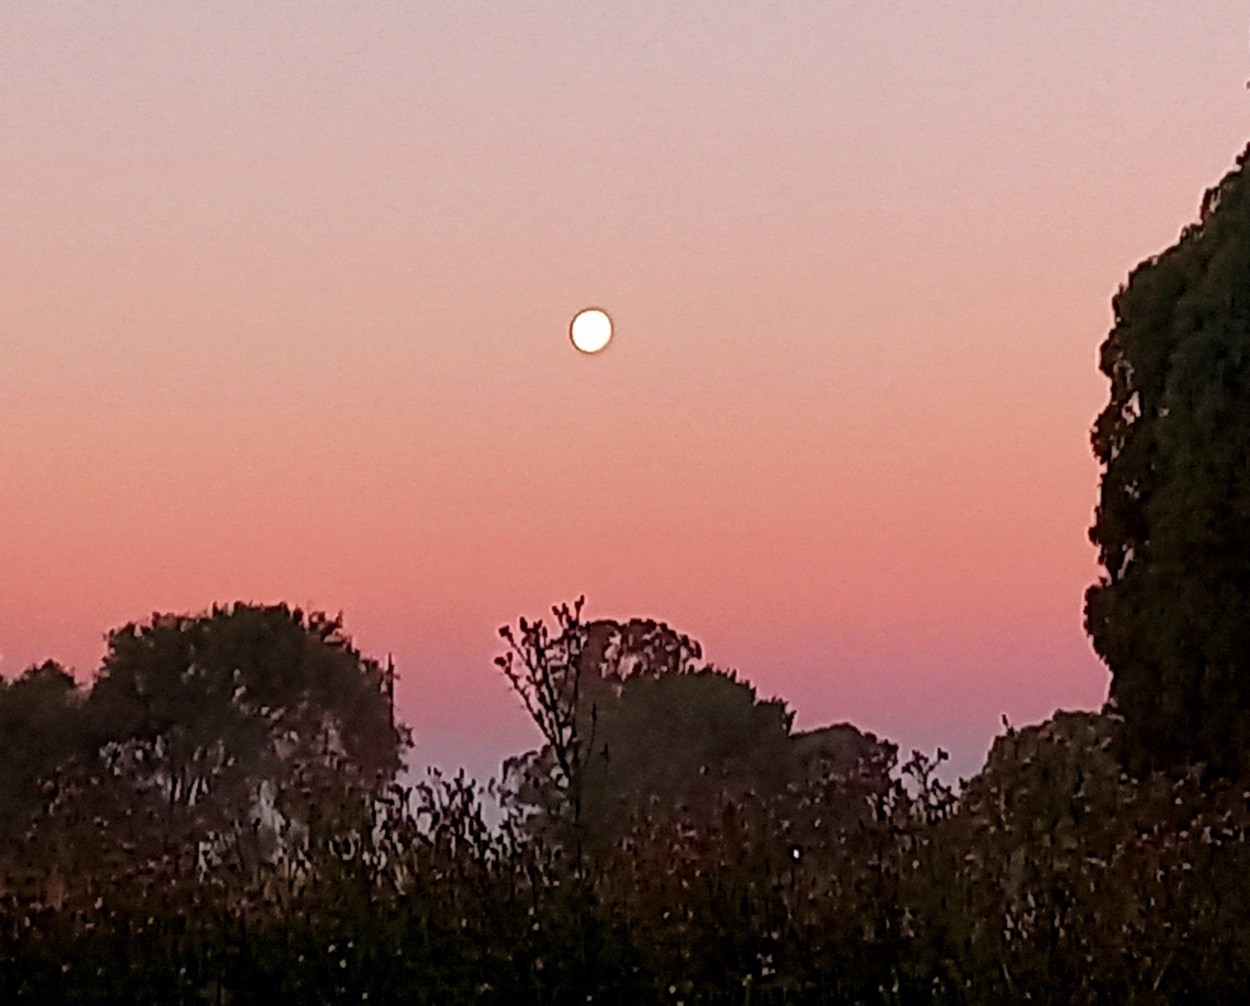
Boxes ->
[2,600,1250,1004]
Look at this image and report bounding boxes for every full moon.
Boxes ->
[570,308,613,354]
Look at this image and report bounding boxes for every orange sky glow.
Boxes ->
[4,2,1250,783]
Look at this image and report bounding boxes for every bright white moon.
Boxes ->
[570,308,613,354]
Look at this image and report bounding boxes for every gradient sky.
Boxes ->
[4,2,1250,785]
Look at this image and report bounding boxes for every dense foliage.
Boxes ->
[90,602,408,808]
[5,697,1250,1003]
[1087,142,1250,779]
[500,604,892,856]
[5,602,1250,1003]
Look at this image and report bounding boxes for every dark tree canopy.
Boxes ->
[1087,142,1250,779]
[498,604,894,851]
[0,661,85,835]
[87,602,410,827]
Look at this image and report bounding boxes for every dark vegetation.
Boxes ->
[1087,141,1250,780]
[7,145,1250,1002]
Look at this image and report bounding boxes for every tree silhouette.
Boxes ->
[86,602,410,834]
[495,596,596,865]
[1087,141,1250,779]
[498,601,893,852]
[0,660,85,837]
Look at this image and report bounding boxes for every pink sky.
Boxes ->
[4,2,1250,784]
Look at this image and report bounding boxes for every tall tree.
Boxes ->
[1087,142,1250,778]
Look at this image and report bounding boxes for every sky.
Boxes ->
[4,1,1250,787]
